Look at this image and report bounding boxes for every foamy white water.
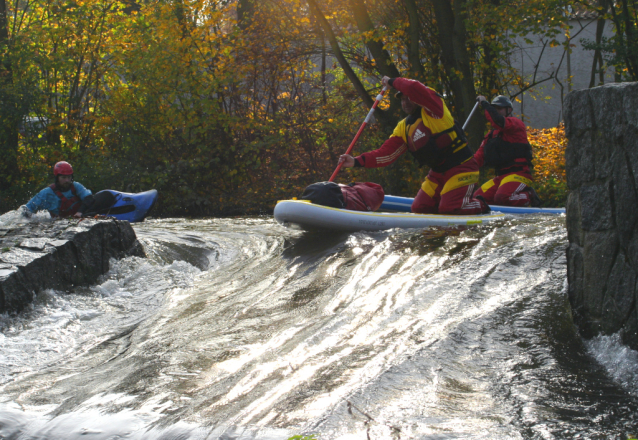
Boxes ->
[0,216,636,439]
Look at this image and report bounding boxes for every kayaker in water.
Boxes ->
[21,161,95,218]
[473,95,541,207]
[338,76,490,215]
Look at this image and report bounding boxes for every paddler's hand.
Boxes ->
[338,154,355,168]
[73,212,83,219]
[477,95,487,103]
[381,76,392,89]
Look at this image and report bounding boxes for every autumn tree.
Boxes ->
[0,0,575,214]
[581,0,638,81]
[0,0,23,192]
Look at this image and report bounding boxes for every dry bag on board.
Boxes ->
[340,182,384,211]
[300,181,345,208]
[300,181,384,212]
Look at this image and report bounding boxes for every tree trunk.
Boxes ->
[604,0,638,80]
[321,33,327,104]
[348,0,401,79]
[311,15,328,104]
[306,0,394,128]
[0,0,7,45]
[619,0,638,79]
[403,0,425,80]
[589,15,606,88]
[347,0,402,127]
[481,0,501,96]
[307,0,371,106]
[237,0,255,30]
[430,0,483,151]
[0,0,19,192]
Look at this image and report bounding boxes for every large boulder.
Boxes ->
[0,219,144,313]
[565,82,638,350]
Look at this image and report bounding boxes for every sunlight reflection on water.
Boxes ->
[0,216,636,439]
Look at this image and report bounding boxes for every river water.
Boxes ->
[0,215,637,439]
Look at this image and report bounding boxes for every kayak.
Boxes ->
[91,189,158,223]
[274,199,505,232]
[380,195,566,215]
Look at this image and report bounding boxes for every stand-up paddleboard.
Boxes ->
[380,195,566,215]
[274,199,505,232]
[90,189,158,222]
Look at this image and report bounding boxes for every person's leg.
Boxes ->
[439,182,489,215]
[493,173,534,207]
[473,178,499,204]
[437,163,489,215]
[83,190,116,215]
[411,176,440,213]
[526,187,542,207]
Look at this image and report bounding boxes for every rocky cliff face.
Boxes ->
[565,82,638,350]
[0,219,144,313]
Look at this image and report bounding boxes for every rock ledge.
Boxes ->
[565,82,638,350]
[0,219,144,313]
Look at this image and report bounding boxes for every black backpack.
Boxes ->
[300,181,345,208]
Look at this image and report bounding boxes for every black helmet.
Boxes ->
[491,95,512,108]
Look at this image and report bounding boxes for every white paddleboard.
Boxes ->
[274,200,505,232]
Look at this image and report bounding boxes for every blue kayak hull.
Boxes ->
[380,194,565,215]
[95,189,158,222]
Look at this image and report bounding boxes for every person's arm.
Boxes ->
[355,136,407,168]
[388,77,444,118]
[486,111,529,144]
[77,195,95,217]
[481,100,506,128]
[73,182,93,217]
[474,138,487,168]
[499,116,529,143]
[25,188,51,214]
[73,182,92,200]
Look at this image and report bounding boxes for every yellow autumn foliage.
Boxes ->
[0,0,577,214]
[528,123,568,206]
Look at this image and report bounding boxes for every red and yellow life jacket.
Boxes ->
[393,105,473,173]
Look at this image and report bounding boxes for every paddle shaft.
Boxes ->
[462,101,480,131]
[328,86,388,182]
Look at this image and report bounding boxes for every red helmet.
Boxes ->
[53,161,74,176]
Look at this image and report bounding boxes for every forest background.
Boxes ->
[0,0,634,216]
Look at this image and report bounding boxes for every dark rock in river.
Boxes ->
[565,82,638,350]
[0,219,144,314]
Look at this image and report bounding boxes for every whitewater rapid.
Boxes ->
[0,216,636,439]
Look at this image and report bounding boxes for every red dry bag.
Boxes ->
[340,182,384,212]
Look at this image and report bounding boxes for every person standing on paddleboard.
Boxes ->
[473,95,541,207]
[338,76,490,215]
